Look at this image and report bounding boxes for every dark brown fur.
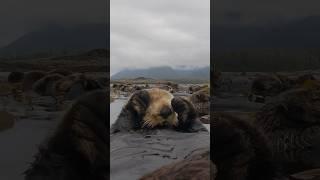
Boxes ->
[7,71,24,83]
[52,73,103,100]
[25,90,108,180]
[189,87,210,116]
[22,71,47,92]
[250,74,291,98]
[213,112,276,180]
[111,89,197,133]
[32,73,64,96]
[47,69,73,76]
[255,88,320,174]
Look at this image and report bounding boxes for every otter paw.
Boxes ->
[127,90,150,116]
[171,97,197,131]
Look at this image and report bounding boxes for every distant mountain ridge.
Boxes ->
[213,16,320,51]
[111,66,209,81]
[0,23,109,57]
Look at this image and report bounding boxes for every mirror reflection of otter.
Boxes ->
[111,88,197,133]
[24,90,108,180]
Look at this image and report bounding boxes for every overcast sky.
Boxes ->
[0,0,108,47]
[110,0,210,75]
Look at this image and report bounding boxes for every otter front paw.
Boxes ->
[128,90,150,116]
[171,97,197,131]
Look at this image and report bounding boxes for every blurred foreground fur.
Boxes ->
[24,90,108,180]
[255,88,320,174]
[6,70,103,110]
[212,112,276,180]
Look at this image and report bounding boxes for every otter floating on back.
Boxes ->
[111,88,200,133]
[110,88,209,180]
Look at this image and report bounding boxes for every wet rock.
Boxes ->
[110,128,209,180]
[199,115,210,124]
[8,72,24,83]
[140,149,212,180]
[289,168,320,180]
[47,69,73,76]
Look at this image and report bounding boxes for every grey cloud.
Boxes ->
[110,0,210,75]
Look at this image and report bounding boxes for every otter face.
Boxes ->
[141,89,178,128]
[113,88,196,132]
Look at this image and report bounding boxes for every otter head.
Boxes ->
[128,88,178,129]
[112,88,197,132]
[255,89,320,172]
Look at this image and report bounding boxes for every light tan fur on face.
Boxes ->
[142,88,178,128]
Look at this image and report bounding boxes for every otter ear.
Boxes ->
[172,97,197,132]
[128,90,150,115]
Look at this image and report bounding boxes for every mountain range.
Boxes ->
[111,66,209,81]
[0,23,109,57]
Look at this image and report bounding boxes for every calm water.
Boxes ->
[110,99,127,126]
[0,119,57,180]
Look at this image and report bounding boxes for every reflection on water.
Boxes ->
[110,99,127,127]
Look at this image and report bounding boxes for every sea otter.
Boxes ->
[255,88,320,174]
[213,112,277,180]
[24,90,108,180]
[32,73,65,96]
[111,88,198,133]
[110,88,208,180]
[7,71,24,83]
[52,73,103,101]
[22,71,47,92]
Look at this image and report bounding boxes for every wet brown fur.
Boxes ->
[255,88,320,174]
[111,88,197,133]
[22,71,47,92]
[24,90,108,180]
[213,112,276,180]
[32,73,65,96]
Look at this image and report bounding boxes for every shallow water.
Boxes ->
[0,119,57,180]
[110,99,127,126]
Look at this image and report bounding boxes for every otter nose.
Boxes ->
[160,106,173,118]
